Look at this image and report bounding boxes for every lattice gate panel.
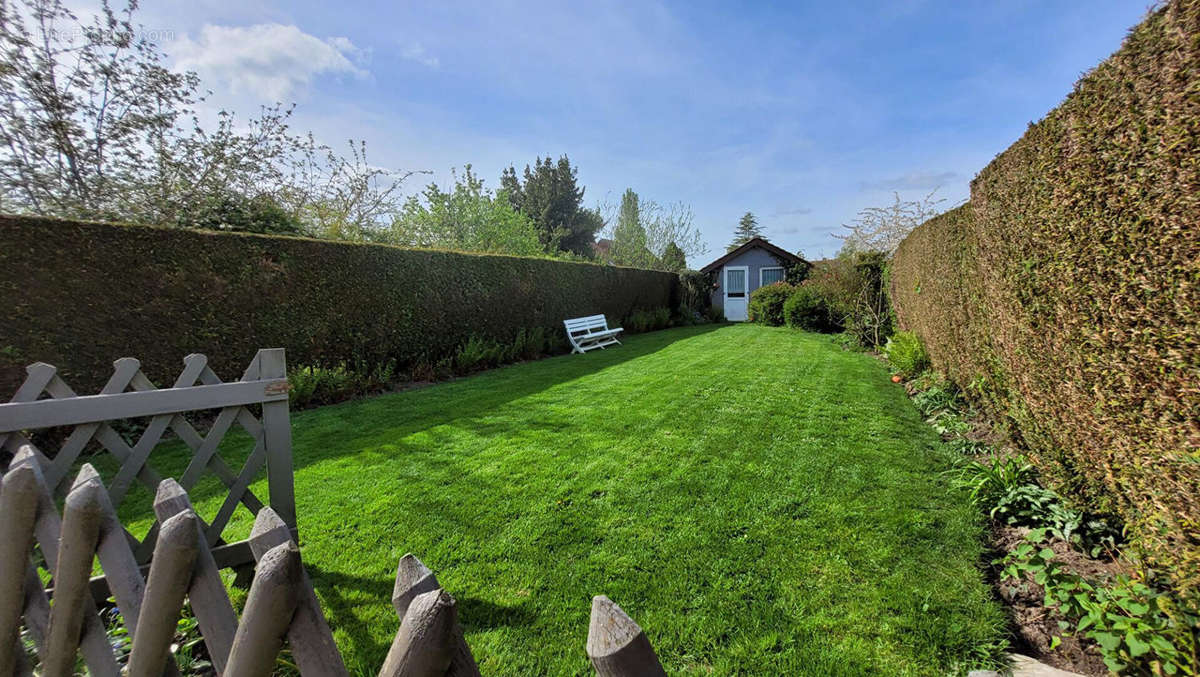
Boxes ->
[0,348,295,578]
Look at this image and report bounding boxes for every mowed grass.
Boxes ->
[110,324,1005,675]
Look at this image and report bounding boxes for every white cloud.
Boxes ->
[400,43,439,68]
[172,24,367,101]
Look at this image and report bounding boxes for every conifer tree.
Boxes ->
[728,212,764,250]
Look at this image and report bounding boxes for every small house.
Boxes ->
[700,238,806,321]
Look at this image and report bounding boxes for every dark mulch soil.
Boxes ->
[987,525,1122,676]
[899,372,1124,677]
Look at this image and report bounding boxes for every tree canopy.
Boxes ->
[660,242,688,273]
[608,189,656,268]
[500,155,601,257]
[602,188,707,270]
[836,190,944,256]
[728,212,764,251]
[387,165,543,255]
[0,0,411,237]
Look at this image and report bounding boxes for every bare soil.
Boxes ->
[988,525,1123,676]
[897,371,1125,676]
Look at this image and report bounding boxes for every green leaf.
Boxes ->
[1125,633,1150,657]
[1122,601,1149,616]
[1093,631,1122,652]
[1149,635,1174,653]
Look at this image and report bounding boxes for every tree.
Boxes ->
[660,242,687,273]
[183,192,302,235]
[598,192,707,269]
[387,165,542,256]
[282,138,414,241]
[643,201,706,263]
[499,155,600,257]
[0,0,412,236]
[728,212,764,251]
[836,190,944,255]
[608,188,656,268]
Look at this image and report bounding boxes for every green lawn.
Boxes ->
[115,324,1005,675]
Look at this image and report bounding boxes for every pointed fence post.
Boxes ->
[248,508,349,677]
[226,542,302,676]
[127,511,200,677]
[379,589,457,677]
[587,596,667,677]
[390,554,482,677]
[0,462,38,676]
[154,479,238,673]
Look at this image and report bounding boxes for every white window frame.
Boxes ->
[759,266,786,287]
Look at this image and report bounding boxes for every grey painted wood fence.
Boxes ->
[0,449,667,676]
[0,349,296,589]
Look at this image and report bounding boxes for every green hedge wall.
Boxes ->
[892,1,1200,603]
[0,215,678,393]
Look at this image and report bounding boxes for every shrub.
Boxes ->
[804,259,857,323]
[624,307,671,333]
[747,282,793,326]
[842,251,893,349]
[512,327,548,361]
[910,373,965,418]
[289,364,365,408]
[1002,531,1198,675]
[954,455,1038,514]
[783,285,836,332]
[954,454,1122,556]
[677,270,712,318]
[803,253,894,348]
[891,2,1200,601]
[0,215,678,396]
[883,331,929,378]
[453,335,506,374]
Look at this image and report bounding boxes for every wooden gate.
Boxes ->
[0,349,295,580]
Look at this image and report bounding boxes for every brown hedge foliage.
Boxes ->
[892,1,1200,603]
[0,215,678,393]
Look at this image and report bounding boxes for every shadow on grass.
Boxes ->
[305,562,537,665]
[70,324,729,539]
[290,323,726,447]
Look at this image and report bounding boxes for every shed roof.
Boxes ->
[699,237,806,273]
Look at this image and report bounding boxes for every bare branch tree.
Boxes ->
[836,189,945,255]
[0,0,416,236]
[642,200,707,261]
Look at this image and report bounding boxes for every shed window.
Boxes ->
[760,267,786,286]
[726,268,747,297]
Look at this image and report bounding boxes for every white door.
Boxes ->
[724,266,749,321]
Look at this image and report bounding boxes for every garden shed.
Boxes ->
[700,237,806,321]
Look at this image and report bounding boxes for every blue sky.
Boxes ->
[88,1,1149,265]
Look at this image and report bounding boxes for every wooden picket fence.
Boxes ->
[0,351,668,676]
[0,450,667,676]
[0,349,297,589]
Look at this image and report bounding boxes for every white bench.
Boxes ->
[564,314,624,354]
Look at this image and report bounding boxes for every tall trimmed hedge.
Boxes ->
[892,1,1200,603]
[0,215,678,393]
